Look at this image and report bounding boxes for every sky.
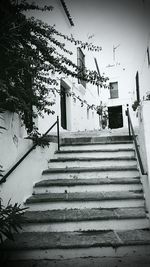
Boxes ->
[26,0,150,73]
[66,0,150,68]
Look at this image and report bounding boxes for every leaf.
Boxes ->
[0,0,108,132]
[0,199,28,244]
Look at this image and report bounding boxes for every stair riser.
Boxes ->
[4,133,150,266]
[48,160,137,168]
[61,136,131,144]
[6,245,150,261]
[61,143,134,151]
[5,256,150,267]
[26,199,144,211]
[33,184,142,194]
[55,151,135,158]
[22,218,149,232]
[42,170,139,179]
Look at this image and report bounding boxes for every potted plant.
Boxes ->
[132,100,140,111]
[97,103,108,129]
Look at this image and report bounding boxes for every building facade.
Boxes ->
[35,0,147,133]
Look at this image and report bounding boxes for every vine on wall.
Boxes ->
[0,0,109,132]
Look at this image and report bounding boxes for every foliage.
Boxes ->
[0,0,108,132]
[54,86,98,111]
[97,103,108,129]
[0,165,4,179]
[101,115,108,129]
[27,127,50,148]
[0,199,27,244]
[0,110,6,134]
[0,110,6,180]
[0,110,27,245]
[97,106,103,116]
[145,91,150,100]
[132,100,139,111]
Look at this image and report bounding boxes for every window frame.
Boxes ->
[109,82,119,99]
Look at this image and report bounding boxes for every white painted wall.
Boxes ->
[25,0,105,133]
[138,38,150,101]
[128,0,150,102]
[137,101,150,217]
[0,143,57,206]
[0,111,57,206]
[131,0,150,215]
[2,0,150,208]
[0,112,30,171]
[30,0,147,133]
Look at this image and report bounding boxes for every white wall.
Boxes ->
[0,143,57,206]
[24,0,150,134]
[25,0,103,133]
[128,0,150,102]
[0,111,57,206]
[2,0,150,206]
[137,101,150,216]
[0,112,30,171]
[138,39,150,100]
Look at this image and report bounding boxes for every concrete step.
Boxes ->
[48,157,137,168]
[2,229,150,261]
[42,166,139,180]
[60,142,134,151]
[22,207,149,232]
[26,191,144,203]
[60,135,132,145]
[3,134,149,267]
[55,149,135,158]
[4,256,150,267]
[33,177,142,194]
[25,190,144,210]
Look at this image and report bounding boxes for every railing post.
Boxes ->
[126,104,131,138]
[57,116,60,151]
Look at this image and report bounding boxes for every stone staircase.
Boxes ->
[2,134,150,267]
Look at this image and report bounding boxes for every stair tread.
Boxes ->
[4,257,150,267]
[49,157,136,162]
[60,135,131,142]
[35,177,141,187]
[3,229,150,250]
[43,165,138,174]
[61,141,133,146]
[24,207,147,223]
[26,191,143,204]
[3,134,149,262]
[56,148,135,153]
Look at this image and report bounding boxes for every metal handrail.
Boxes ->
[0,116,60,184]
[126,105,146,175]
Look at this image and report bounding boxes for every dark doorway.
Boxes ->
[108,105,123,129]
[60,85,67,129]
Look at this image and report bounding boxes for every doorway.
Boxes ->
[60,85,67,129]
[108,105,123,129]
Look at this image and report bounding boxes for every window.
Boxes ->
[109,82,118,99]
[77,47,86,88]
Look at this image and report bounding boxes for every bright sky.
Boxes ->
[26,0,150,73]
[66,0,150,69]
